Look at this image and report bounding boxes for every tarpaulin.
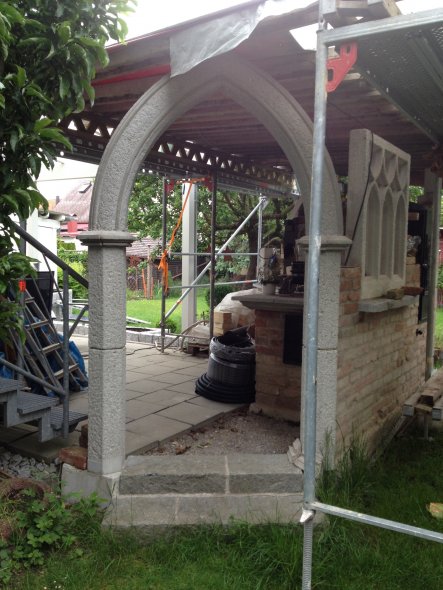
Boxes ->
[170,0,314,77]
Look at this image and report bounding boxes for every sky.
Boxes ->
[125,0,443,39]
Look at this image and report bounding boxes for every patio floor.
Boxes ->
[0,336,244,462]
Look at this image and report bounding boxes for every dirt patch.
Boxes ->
[145,408,300,456]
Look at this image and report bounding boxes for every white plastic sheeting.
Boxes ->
[170,0,314,77]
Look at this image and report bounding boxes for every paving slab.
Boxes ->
[126,399,166,421]
[126,379,173,395]
[125,431,159,455]
[0,424,37,444]
[156,401,225,426]
[144,372,196,386]
[9,430,81,462]
[68,394,88,413]
[164,381,199,395]
[186,395,244,412]
[159,359,202,371]
[134,390,196,406]
[175,365,210,378]
[125,413,188,440]
[129,364,180,376]
[126,370,149,384]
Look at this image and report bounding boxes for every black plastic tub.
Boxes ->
[195,327,256,404]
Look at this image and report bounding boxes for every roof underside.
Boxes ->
[60,3,443,190]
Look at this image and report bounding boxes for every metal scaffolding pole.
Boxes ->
[301,5,328,588]
[160,178,167,353]
[425,169,442,380]
[257,196,265,281]
[209,173,217,340]
[165,196,267,321]
[302,3,443,589]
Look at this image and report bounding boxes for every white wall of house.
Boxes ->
[37,158,97,206]
[23,210,61,280]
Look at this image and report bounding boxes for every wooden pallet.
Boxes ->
[403,368,443,421]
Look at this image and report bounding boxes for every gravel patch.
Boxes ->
[0,448,58,483]
[145,408,300,456]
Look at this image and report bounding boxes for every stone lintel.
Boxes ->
[232,293,304,312]
[297,234,352,253]
[358,295,418,313]
[80,230,135,248]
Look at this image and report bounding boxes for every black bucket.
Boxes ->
[195,327,256,404]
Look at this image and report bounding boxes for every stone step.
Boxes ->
[103,491,304,533]
[120,454,303,495]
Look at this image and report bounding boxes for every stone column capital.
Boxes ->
[80,230,135,248]
[297,234,352,253]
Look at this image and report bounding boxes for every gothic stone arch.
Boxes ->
[81,53,346,475]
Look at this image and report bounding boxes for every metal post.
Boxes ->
[257,196,265,282]
[165,197,267,320]
[301,6,329,589]
[62,268,70,438]
[209,173,217,340]
[161,178,167,353]
[18,220,27,381]
[425,169,442,380]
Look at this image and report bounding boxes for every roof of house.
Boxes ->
[126,236,162,258]
[53,182,93,223]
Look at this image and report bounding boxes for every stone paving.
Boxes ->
[0,336,243,462]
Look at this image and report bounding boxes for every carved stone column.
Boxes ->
[298,235,352,462]
[80,230,134,475]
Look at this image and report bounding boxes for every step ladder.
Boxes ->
[10,290,88,397]
[1,285,88,441]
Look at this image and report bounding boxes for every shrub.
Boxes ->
[205,284,235,307]
[156,318,178,333]
[57,261,88,300]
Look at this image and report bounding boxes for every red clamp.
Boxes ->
[326,42,357,93]
[166,180,176,193]
[203,177,213,192]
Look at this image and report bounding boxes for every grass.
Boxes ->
[10,426,443,589]
[126,292,209,333]
[435,307,443,349]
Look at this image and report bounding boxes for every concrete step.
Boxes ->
[120,454,303,495]
[103,491,303,533]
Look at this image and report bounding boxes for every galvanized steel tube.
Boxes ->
[301,11,329,590]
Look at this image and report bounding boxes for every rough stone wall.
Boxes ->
[336,262,426,454]
[253,309,301,423]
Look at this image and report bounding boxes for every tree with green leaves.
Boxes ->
[0,0,133,340]
[128,174,292,280]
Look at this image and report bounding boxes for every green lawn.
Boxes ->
[436,307,443,348]
[12,426,443,590]
[126,292,209,333]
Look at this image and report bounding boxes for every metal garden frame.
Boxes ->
[302,3,443,588]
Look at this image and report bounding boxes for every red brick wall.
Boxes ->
[253,310,301,423]
[336,263,426,453]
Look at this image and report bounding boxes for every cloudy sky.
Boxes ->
[125,0,443,39]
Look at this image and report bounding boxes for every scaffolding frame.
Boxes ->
[158,175,272,352]
[301,3,443,589]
